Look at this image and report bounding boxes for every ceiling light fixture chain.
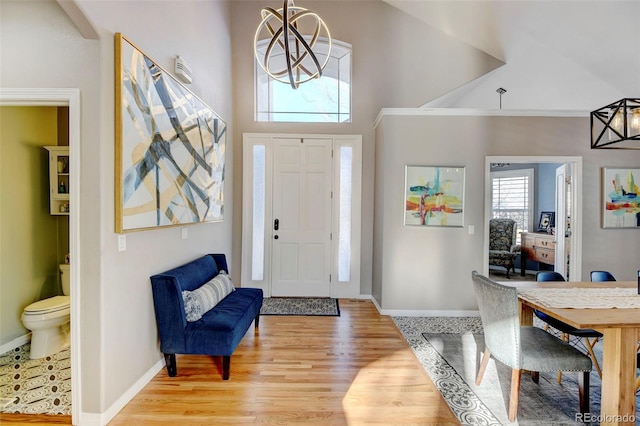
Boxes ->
[496,87,507,109]
[254,0,331,89]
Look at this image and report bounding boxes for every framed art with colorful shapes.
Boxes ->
[404,165,465,227]
[601,167,640,228]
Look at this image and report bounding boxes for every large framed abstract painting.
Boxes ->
[115,33,226,232]
[404,165,465,227]
[602,167,640,228]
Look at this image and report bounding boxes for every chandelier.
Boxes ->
[591,98,640,149]
[254,0,331,89]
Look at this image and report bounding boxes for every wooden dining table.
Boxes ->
[505,280,639,426]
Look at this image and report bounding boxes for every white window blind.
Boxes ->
[491,169,534,243]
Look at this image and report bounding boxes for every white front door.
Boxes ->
[271,138,333,297]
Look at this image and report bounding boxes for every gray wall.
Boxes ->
[230,0,502,296]
[374,114,640,311]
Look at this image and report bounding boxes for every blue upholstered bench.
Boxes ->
[150,254,263,380]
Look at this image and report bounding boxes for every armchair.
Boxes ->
[488,218,519,278]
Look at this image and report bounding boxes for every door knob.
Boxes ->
[274,235,279,240]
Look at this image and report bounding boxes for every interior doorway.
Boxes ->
[0,88,82,422]
[484,156,583,282]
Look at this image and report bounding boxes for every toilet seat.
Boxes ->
[23,296,70,315]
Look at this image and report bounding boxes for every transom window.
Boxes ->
[255,38,351,123]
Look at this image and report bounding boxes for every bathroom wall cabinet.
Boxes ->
[45,146,70,215]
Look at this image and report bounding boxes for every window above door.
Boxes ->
[254,39,352,123]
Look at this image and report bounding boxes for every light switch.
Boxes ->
[117,235,127,252]
[181,227,188,240]
[468,225,475,235]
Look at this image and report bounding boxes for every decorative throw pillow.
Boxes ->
[182,271,235,322]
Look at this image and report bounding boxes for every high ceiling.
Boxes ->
[384,0,640,110]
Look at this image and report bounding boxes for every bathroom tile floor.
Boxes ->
[0,343,71,415]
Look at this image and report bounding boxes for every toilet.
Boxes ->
[22,264,71,359]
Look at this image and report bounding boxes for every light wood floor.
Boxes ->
[0,299,458,425]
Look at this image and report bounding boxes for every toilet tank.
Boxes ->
[60,264,71,295]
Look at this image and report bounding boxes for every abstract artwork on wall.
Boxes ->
[602,167,640,228]
[404,165,465,227]
[115,33,226,232]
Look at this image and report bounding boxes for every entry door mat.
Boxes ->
[0,343,71,415]
[260,297,340,316]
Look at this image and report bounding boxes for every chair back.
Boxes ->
[489,218,517,251]
[590,270,616,282]
[536,271,565,282]
[471,271,521,368]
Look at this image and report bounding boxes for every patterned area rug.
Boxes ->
[260,297,340,316]
[393,316,640,426]
[0,343,71,415]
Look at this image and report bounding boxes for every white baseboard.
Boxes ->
[0,334,30,355]
[80,356,165,426]
[381,309,480,317]
[75,412,103,426]
[369,297,479,317]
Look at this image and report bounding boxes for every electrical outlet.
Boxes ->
[181,227,188,240]
[117,235,126,252]
[468,225,475,235]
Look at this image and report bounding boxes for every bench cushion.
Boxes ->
[185,287,263,355]
[182,271,235,322]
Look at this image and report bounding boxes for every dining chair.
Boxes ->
[534,271,603,381]
[471,271,591,421]
[590,270,616,282]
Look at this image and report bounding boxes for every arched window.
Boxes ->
[255,38,351,123]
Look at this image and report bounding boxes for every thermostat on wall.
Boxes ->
[175,55,192,84]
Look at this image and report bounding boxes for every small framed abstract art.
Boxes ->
[404,165,465,227]
[115,33,226,232]
[537,211,555,232]
[601,167,640,228]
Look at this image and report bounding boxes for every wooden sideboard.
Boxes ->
[520,232,555,276]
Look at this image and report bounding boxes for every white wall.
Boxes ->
[230,0,502,296]
[374,112,640,312]
[1,0,233,417]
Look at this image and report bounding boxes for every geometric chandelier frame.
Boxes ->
[254,0,331,89]
[590,98,640,149]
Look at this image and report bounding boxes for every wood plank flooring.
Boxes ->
[1,299,459,425]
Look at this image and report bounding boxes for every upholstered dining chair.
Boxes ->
[535,271,603,381]
[471,271,591,421]
[488,218,519,278]
[590,270,617,282]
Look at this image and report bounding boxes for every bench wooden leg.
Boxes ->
[255,313,260,329]
[164,353,177,377]
[222,355,230,380]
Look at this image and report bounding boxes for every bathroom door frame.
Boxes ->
[0,88,82,422]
